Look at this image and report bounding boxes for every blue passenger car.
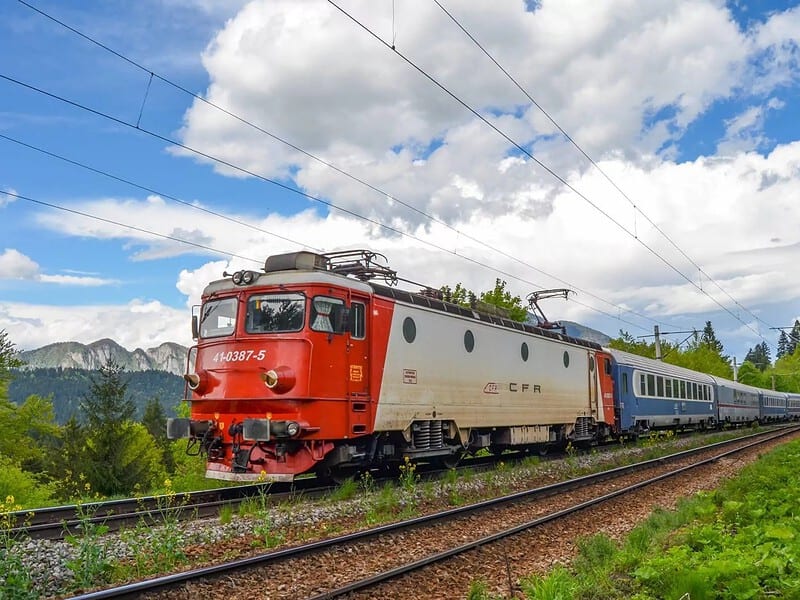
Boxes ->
[759,390,788,422]
[787,393,800,421]
[711,377,760,426]
[607,349,716,433]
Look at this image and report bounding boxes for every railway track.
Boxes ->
[7,480,314,541]
[67,425,800,600]
[8,453,505,541]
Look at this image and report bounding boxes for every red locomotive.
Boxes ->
[168,250,617,482]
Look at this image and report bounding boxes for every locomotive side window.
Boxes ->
[622,373,628,394]
[464,330,475,353]
[200,297,237,338]
[311,296,345,333]
[246,293,305,333]
[665,378,673,398]
[521,342,529,362]
[656,376,664,397]
[350,301,366,339]
[646,374,655,396]
[403,317,416,343]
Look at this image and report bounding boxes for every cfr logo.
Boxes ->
[484,382,542,394]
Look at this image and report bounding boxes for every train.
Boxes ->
[167,249,795,482]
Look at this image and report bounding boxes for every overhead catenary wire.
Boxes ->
[0,189,262,265]
[13,0,677,332]
[327,0,774,348]
[0,133,321,253]
[430,0,775,337]
[0,72,652,333]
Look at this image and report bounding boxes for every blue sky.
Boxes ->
[1,0,800,365]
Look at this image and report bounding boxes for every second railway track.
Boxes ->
[68,425,800,600]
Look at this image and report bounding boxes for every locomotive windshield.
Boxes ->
[199,297,237,338]
[246,293,305,333]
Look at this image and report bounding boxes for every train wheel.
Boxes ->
[317,466,359,485]
[439,451,464,469]
[489,444,506,457]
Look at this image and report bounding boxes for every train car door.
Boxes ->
[346,295,371,437]
[588,350,600,418]
[597,351,615,430]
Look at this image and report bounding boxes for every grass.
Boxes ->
[500,436,800,600]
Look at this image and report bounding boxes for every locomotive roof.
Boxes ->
[204,250,602,351]
[606,348,715,382]
[370,282,601,351]
[202,269,374,296]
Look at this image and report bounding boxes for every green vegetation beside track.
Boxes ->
[475,437,800,600]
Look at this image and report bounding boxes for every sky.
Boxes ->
[1,0,799,367]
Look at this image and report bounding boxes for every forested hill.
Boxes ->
[9,367,185,423]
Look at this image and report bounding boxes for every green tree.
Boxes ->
[789,320,800,355]
[669,344,733,379]
[0,329,23,399]
[608,330,681,359]
[49,415,91,501]
[699,321,724,355]
[745,342,772,372]
[80,358,161,496]
[478,279,528,322]
[737,360,768,387]
[440,282,474,307]
[777,330,791,360]
[142,396,175,472]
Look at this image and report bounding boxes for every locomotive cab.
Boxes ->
[168,250,380,482]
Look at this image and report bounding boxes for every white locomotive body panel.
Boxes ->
[374,301,594,432]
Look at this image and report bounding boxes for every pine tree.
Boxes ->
[700,321,725,354]
[777,330,790,359]
[80,358,161,496]
[789,320,800,355]
[0,329,23,400]
[142,396,175,472]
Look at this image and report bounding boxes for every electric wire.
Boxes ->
[0,133,321,254]
[13,0,674,331]
[0,189,261,265]
[430,0,775,335]
[327,0,772,346]
[0,74,654,331]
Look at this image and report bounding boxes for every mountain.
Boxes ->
[18,338,188,376]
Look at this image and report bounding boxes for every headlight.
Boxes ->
[242,270,256,284]
[261,366,296,393]
[286,421,300,437]
[232,271,243,285]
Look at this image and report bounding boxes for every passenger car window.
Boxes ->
[246,293,305,333]
[200,297,237,338]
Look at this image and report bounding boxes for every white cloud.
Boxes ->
[6,0,800,362]
[0,248,39,279]
[0,300,192,351]
[0,248,116,285]
[0,188,17,208]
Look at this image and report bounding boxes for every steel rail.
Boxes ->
[312,424,800,599]
[67,425,799,600]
